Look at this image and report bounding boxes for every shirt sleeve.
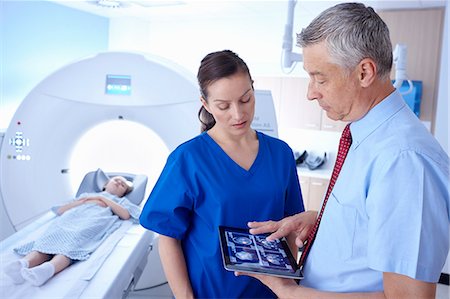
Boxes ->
[140,153,194,240]
[366,150,449,282]
[117,196,141,223]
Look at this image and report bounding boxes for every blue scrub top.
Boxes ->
[140,131,304,298]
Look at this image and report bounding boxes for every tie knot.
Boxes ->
[342,123,352,141]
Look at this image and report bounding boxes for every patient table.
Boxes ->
[0,169,153,299]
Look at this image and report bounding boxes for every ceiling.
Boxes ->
[49,0,447,22]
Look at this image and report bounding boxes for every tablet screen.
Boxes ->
[218,226,303,279]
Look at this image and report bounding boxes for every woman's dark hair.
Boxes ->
[197,50,253,132]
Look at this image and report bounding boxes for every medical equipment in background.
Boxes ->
[295,150,327,170]
[281,0,414,95]
[0,168,150,299]
[0,51,200,295]
[281,0,302,73]
[249,90,278,138]
[0,51,279,295]
[0,131,16,240]
[393,44,414,95]
[0,51,199,237]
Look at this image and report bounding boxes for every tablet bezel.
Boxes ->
[218,225,303,279]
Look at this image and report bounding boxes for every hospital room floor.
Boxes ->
[127,282,450,299]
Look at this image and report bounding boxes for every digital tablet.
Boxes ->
[218,226,303,279]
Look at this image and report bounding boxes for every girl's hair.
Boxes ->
[123,181,134,196]
[102,176,134,197]
[197,50,253,132]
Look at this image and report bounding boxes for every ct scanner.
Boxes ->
[0,51,278,298]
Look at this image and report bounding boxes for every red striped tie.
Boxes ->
[298,123,352,268]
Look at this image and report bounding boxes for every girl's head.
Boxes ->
[103,176,133,197]
[197,50,254,133]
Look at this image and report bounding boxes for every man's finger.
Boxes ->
[248,221,278,235]
[295,237,305,248]
[266,227,289,241]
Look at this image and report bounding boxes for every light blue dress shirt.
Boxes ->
[301,90,450,292]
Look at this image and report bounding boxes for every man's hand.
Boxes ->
[248,211,318,247]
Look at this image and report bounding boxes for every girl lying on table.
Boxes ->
[3,176,140,286]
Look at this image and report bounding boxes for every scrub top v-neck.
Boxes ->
[202,131,262,176]
[140,130,304,299]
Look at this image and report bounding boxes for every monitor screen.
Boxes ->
[218,226,303,279]
[105,75,131,95]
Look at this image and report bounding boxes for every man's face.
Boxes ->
[302,41,364,122]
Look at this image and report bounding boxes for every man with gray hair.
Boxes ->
[238,2,449,298]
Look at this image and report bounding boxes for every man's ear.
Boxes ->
[358,58,377,88]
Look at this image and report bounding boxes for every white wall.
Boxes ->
[434,1,449,276]
[108,17,151,54]
[434,2,449,155]
[107,5,309,78]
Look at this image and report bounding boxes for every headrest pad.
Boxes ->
[95,168,110,192]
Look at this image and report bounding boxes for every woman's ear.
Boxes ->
[200,96,211,114]
[358,58,377,88]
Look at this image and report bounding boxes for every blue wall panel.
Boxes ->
[0,1,109,128]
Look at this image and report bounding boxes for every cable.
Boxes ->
[132,281,169,292]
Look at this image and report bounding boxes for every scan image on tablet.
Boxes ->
[218,226,303,279]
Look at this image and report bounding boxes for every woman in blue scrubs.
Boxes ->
[139,50,304,298]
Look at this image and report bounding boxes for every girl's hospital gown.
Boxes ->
[140,131,304,299]
[14,192,141,261]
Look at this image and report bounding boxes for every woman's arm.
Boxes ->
[159,235,194,299]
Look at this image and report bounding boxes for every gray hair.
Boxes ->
[297,2,393,79]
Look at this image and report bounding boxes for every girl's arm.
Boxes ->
[57,195,131,220]
[91,196,131,220]
[56,198,88,215]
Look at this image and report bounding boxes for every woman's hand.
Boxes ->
[234,271,299,298]
[248,211,318,247]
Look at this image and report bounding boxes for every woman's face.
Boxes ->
[104,176,129,197]
[202,72,255,137]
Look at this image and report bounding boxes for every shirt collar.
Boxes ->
[350,89,406,149]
